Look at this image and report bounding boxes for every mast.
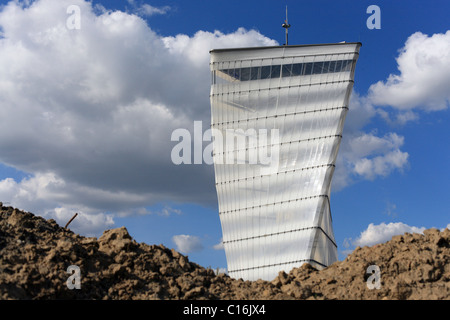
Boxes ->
[282,6,291,45]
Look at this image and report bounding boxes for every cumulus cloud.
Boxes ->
[156,206,182,217]
[0,173,119,235]
[213,238,224,250]
[163,28,277,69]
[126,0,170,17]
[0,0,277,233]
[139,4,170,16]
[332,93,409,190]
[333,134,409,189]
[377,109,419,126]
[172,234,204,254]
[47,207,115,237]
[351,134,409,180]
[369,31,450,111]
[352,222,426,247]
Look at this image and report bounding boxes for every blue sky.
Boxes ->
[0,0,449,273]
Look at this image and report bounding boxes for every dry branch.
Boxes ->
[65,213,78,229]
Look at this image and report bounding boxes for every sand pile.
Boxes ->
[0,204,448,300]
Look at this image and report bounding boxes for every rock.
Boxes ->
[98,227,135,255]
[7,209,34,229]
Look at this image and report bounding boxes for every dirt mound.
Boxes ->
[0,204,449,299]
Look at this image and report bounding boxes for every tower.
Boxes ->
[210,42,361,281]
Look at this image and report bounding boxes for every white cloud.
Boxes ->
[213,238,224,250]
[349,132,405,160]
[377,109,419,126]
[214,267,228,275]
[353,147,409,180]
[343,92,377,133]
[332,92,410,190]
[0,173,116,235]
[172,234,204,254]
[384,201,398,217]
[352,222,426,247]
[0,0,277,234]
[126,0,170,17]
[369,30,450,111]
[348,131,409,181]
[158,206,182,217]
[46,207,115,237]
[163,28,277,68]
[333,127,409,190]
[139,4,170,16]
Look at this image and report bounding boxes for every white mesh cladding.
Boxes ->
[210,43,361,281]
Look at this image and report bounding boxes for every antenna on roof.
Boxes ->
[282,5,291,45]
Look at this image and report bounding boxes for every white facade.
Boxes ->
[210,43,361,281]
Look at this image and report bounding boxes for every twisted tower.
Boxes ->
[210,42,361,280]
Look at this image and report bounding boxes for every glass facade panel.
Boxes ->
[329,60,336,73]
[304,62,313,75]
[270,65,281,78]
[322,61,331,73]
[260,65,271,79]
[282,64,292,77]
[240,67,251,81]
[335,60,342,73]
[250,67,259,80]
[291,63,303,76]
[313,61,324,74]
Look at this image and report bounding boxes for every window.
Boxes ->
[304,62,313,75]
[250,67,260,80]
[329,60,336,73]
[322,61,331,73]
[215,59,354,83]
[270,65,281,78]
[312,61,324,75]
[241,67,251,81]
[341,60,352,72]
[291,63,303,76]
[282,64,292,77]
[334,61,342,73]
[232,68,241,80]
[261,66,271,79]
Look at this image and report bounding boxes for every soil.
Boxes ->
[0,204,448,300]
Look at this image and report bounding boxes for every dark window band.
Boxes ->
[214,59,354,83]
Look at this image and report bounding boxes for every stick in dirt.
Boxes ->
[65,213,78,229]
